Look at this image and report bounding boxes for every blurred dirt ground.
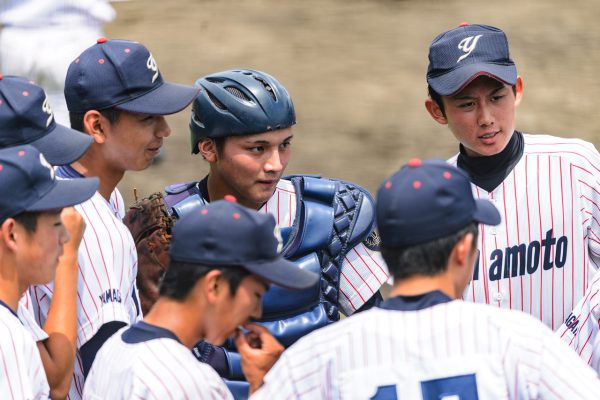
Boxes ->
[106,0,600,206]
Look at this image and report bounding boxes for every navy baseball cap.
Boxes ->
[169,199,319,290]
[65,38,200,115]
[0,145,98,221]
[376,159,500,248]
[0,76,92,166]
[427,23,517,96]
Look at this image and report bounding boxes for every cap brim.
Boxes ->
[473,199,501,226]
[116,82,200,115]
[244,257,319,291]
[429,63,517,96]
[31,124,92,166]
[26,177,99,211]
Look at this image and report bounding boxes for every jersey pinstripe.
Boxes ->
[259,179,389,314]
[29,188,141,400]
[0,303,49,400]
[448,134,600,330]
[83,325,233,400]
[557,270,600,369]
[251,300,600,400]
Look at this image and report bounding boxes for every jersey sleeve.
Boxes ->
[556,271,600,366]
[338,243,389,315]
[17,294,48,342]
[535,318,600,399]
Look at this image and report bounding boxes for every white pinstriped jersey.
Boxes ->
[251,293,600,400]
[18,292,48,342]
[449,134,600,330]
[259,179,389,314]
[557,270,600,369]
[592,333,600,374]
[83,322,233,400]
[29,187,140,400]
[0,302,49,400]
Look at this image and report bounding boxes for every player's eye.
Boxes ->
[248,146,264,153]
[457,101,475,109]
[280,141,291,150]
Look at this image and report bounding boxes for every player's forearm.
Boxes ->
[36,338,74,400]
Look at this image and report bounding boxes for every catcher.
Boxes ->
[125,69,388,397]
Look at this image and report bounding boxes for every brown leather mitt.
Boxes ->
[123,192,174,315]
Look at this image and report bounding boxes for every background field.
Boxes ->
[106,0,600,206]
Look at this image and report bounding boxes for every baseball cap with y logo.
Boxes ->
[376,159,501,248]
[0,76,92,165]
[65,38,200,115]
[169,199,319,290]
[426,23,517,96]
[0,145,98,221]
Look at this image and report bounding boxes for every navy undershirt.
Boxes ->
[457,130,524,193]
[378,290,453,311]
[121,321,181,344]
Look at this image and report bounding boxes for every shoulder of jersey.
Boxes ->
[523,133,600,159]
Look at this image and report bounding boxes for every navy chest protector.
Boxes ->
[164,175,377,390]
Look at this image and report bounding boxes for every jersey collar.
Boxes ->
[378,290,453,311]
[121,321,182,344]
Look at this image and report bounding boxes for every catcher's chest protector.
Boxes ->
[164,176,376,389]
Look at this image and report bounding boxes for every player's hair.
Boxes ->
[69,108,123,133]
[381,221,479,280]
[428,84,517,118]
[159,261,252,300]
[9,211,42,233]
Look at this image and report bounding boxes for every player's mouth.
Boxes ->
[147,143,162,155]
[478,130,500,144]
[257,179,277,189]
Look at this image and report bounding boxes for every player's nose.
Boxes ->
[477,104,494,127]
[155,116,171,138]
[264,148,283,173]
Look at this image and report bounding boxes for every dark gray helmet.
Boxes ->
[190,69,296,154]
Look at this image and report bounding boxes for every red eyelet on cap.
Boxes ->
[407,158,422,168]
[201,208,208,215]
[443,171,452,180]
[458,22,470,27]
[224,194,237,203]
[384,181,392,189]
[0,74,3,80]
[413,180,422,189]
[233,212,241,220]
[97,37,108,44]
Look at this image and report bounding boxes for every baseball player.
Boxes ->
[0,75,94,398]
[0,0,115,124]
[424,23,600,330]
[83,199,319,399]
[0,145,97,399]
[27,38,200,399]
[246,159,600,400]
[153,69,387,395]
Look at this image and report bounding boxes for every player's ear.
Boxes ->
[204,269,224,303]
[198,138,218,163]
[83,110,107,144]
[425,97,448,125]
[0,218,22,251]
[514,75,524,107]
[452,232,474,268]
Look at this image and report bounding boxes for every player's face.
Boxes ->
[206,274,268,345]
[426,75,523,157]
[102,110,171,172]
[17,210,70,287]
[208,128,293,210]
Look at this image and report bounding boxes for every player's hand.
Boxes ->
[235,323,284,394]
[60,207,85,263]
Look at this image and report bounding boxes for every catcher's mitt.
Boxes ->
[123,192,174,315]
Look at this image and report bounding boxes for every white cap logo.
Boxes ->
[457,34,483,63]
[41,96,54,127]
[39,153,55,180]
[273,225,283,253]
[146,53,159,83]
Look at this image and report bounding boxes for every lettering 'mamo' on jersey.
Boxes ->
[98,289,122,304]
[473,229,568,281]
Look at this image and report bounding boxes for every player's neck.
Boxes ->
[143,297,205,349]
[0,258,24,312]
[70,158,124,201]
[389,273,459,300]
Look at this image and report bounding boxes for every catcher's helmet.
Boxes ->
[189,69,296,154]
